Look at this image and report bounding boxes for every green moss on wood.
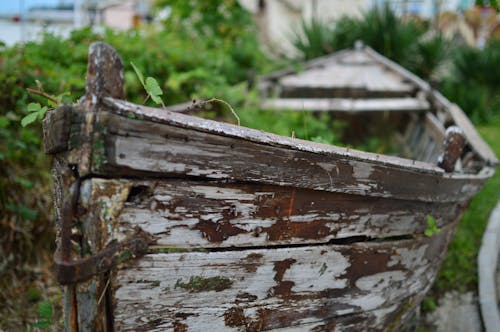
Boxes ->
[175,276,233,292]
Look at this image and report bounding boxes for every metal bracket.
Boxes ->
[54,181,150,285]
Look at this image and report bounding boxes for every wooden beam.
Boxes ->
[447,104,498,166]
[82,100,493,203]
[261,98,430,113]
[80,178,461,249]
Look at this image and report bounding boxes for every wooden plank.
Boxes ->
[363,46,431,93]
[422,141,438,164]
[90,108,490,203]
[277,64,415,98]
[261,98,430,113]
[258,49,352,83]
[415,133,431,162]
[447,104,498,165]
[279,64,413,92]
[423,112,446,144]
[102,98,443,174]
[113,226,455,331]
[79,179,462,249]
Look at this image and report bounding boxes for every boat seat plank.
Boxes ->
[261,98,430,112]
[113,228,454,331]
[279,64,413,93]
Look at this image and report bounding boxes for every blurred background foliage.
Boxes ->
[1,1,499,329]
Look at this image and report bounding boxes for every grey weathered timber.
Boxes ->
[261,97,430,112]
[113,226,455,331]
[80,178,462,249]
[44,42,496,331]
[90,103,491,203]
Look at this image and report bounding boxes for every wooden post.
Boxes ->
[438,126,467,172]
[43,42,125,332]
[77,42,125,332]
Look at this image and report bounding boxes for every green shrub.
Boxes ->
[440,40,500,123]
[291,5,428,69]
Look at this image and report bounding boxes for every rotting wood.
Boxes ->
[423,112,446,144]
[261,97,429,112]
[89,108,491,203]
[80,178,461,249]
[112,225,455,331]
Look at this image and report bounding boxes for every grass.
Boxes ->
[435,115,500,293]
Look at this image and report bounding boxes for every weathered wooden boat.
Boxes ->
[44,42,497,331]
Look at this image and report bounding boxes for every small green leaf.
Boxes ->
[424,215,441,237]
[37,301,53,320]
[21,112,39,127]
[131,62,146,87]
[27,103,41,112]
[145,77,163,104]
[37,106,48,120]
[146,77,163,96]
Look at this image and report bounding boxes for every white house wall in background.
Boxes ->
[238,0,370,55]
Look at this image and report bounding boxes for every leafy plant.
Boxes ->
[407,34,450,80]
[131,62,166,107]
[440,40,500,123]
[291,17,335,60]
[21,84,70,127]
[424,215,441,237]
[21,103,48,127]
[292,5,426,65]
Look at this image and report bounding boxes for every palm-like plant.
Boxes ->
[291,17,335,60]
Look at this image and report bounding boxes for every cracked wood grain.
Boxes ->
[112,226,455,331]
[80,178,461,249]
[90,109,490,203]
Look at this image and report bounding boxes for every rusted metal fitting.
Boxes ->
[54,235,149,285]
[54,180,150,285]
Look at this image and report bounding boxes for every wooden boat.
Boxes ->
[44,42,497,331]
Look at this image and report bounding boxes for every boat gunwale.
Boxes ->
[102,97,493,181]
